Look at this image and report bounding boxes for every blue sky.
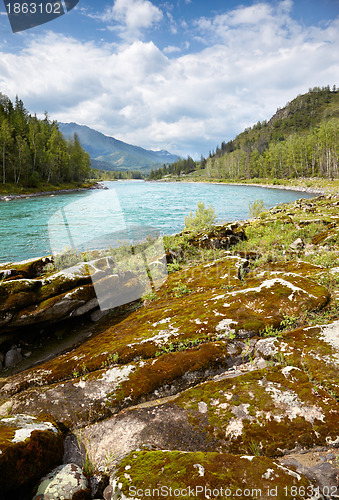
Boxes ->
[0,0,339,158]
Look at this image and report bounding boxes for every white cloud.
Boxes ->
[0,1,338,158]
[164,45,181,54]
[99,0,163,39]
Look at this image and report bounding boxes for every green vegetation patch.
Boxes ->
[113,450,312,500]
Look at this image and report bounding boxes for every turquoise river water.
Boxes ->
[0,181,315,263]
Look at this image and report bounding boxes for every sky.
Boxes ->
[0,0,339,159]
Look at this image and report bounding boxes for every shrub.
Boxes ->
[248,199,266,218]
[184,201,217,233]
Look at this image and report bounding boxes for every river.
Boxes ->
[0,181,315,263]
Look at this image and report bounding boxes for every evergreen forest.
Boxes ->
[0,93,91,188]
[149,86,339,181]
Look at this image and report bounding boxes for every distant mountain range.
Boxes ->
[58,122,180,172]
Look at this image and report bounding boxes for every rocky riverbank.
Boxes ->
[0,194,338,499]
[159,177,339,197]
[0,182,105,202]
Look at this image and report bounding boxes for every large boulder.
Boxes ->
[0,413,63,498]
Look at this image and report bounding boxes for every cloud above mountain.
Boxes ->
[0,0,338,158]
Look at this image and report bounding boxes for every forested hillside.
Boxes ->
[0,93,91,188]
[149,86,339,181]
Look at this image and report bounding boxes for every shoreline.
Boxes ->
[209,181,325,195]
[157,178,338,196]
[0,183,104,202]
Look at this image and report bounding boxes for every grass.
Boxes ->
[101,352,119,369]
[141,291,158,302]
[235,219,330,265]
[154,335,208,357]
[0,180,97,196]
[172,281,192,297]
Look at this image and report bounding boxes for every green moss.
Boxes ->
[1,248,331,403]
[264,325,339,399]
[114,450,312,499]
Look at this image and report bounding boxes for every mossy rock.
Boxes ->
[0,255,331,426]
[255,320,339,398]
[10,284,96,328]
[311,228,338,245]
[0,256,53,281]
[111,450,313,500]
[81,365,339,466]
[0,413,63,497]
[0,342,235,427]
[0,255,157,332]
[32,463,90,500]
[172,365,339,457]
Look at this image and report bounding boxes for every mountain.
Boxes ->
[58,122,180,172]
[229,84,339,153]
[149,85,339,181]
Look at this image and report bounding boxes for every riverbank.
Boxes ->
[0,194,338,499]
[0,181,104,201]
[158,176,339,196]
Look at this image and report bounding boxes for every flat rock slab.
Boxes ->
[110,450,313,500]
[256,320,339,398]
[82,365,339,470]
[0,257,331,427]
[0,413,63,497]
[0,342,243,427]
